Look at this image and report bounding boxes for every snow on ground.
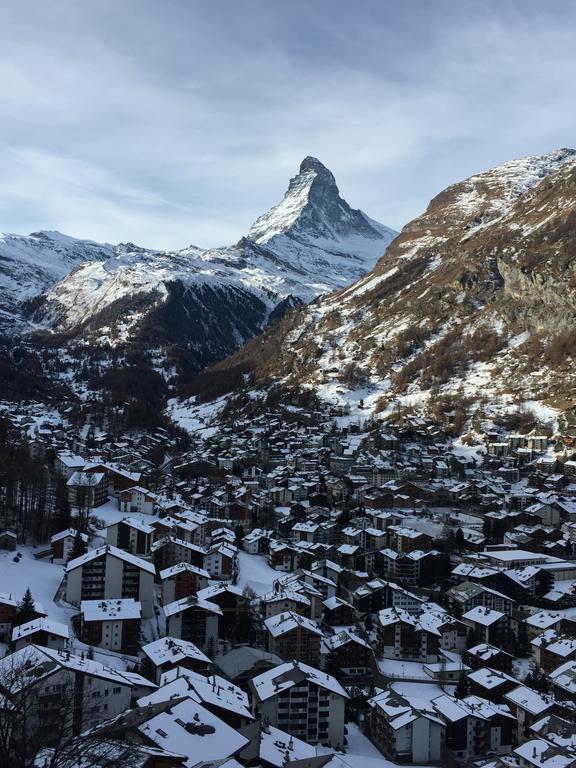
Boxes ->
[85,499,156,541]
[167,396,224,437]
[236,551,278,596]
[0,546,73,626]
[317,722,428,768]
[512,657,532,682]
[378,659,432,680]
[0,538,144,672]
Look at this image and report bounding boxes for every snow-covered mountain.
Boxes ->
[190,148,576,426]
[0,231,114,330]
[13,158,395,368]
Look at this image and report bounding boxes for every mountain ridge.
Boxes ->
[181,148,576,430]
[0,158,395,384]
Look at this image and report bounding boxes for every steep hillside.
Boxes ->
[21,158,395,371]
[186,149,576,427]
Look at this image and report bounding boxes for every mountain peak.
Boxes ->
[248,156,394,252]
[299,155,335,181]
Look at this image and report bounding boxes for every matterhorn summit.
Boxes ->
[248,157,396,274]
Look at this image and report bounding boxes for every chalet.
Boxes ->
[465,643,514,674]
[11,618,69,651]
[532,631,576,673]
[118,485,156,515]
[131,697,250,765]
[322,629,373,677]
[84,463,142,498]
[66,471,108,509]
[467,667,519,703]
[151,536,206,572]
[368,689,445,763]
[138,667,254,729]
[323,595,357,626]
[55,451,85,479]
[263,611,324,667]
[0,593,17,642]
[50,528,89,564]
[163,595,222,653]
[504,685,556,743]
[106,517,154,557]
[79,598,142,654]
[196,583,249,636]
[0,644,149,739]
[432,693,515,760]
[549,659,576,701]
[0,530,17,550]
[203,542,237,580]
[462,606,508,645]
[159,562,210,604]
[238,723,316,768]
[141,636,212,683]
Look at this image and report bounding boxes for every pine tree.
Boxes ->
[324,650,343,679]
[67,531,87,563]
[14,587,36,627]
[455,671,469,699]
[53,478,71,531]
[516,620,530,657]
[525,663,550,693]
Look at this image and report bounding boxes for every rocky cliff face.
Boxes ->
[192,149,576,425]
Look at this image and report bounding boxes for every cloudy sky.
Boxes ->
[1,0,575,249]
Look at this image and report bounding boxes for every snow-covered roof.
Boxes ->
[80,598,142,622]
[159,562,210,580]
[137,669,253,721]
[136,697,249,767]
[50,528,89,543]
[251,660,349,703]
[163,596,222,618]
[256,725,316,767]
[11,617,70,642]
[504,685,554,715]
[66,544,155,574]
[462,606,505,626]
[263,610,323,639]
[142,637,211,667]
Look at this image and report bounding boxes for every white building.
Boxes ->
[250,660,348,749]
[66,544,155,618]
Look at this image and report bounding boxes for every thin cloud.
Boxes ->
[0,0,574,248]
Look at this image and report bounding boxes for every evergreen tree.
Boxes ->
[67,531,87,563]
[53,478,71,531]
[324,650,343,679]
[466,626,483,649]
[234,525,245,548]
[525,663,550,694]
[455,528,466,551]
[14,587,36,627]
[516,620,530,657]
[455,671,469,699]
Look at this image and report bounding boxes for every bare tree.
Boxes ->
[0,650,141,768]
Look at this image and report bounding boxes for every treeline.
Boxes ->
[0,419,70,543]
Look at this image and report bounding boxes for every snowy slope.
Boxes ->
[0,231,113,329]
[195,148,576,424]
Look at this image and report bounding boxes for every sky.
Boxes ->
[0,0,575,250]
